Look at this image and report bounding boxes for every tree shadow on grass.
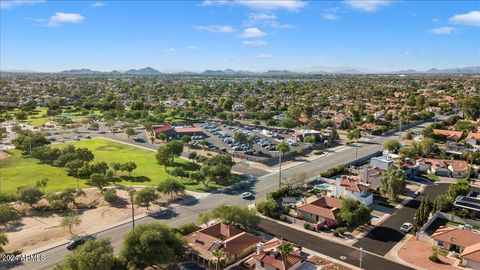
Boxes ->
[120,175,151,183]
[172,161,200,171]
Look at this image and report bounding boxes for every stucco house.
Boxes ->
[296,196,342,228]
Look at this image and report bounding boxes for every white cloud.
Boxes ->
[256,53,272,58]
[194,25,236,33]
[344,0,390,12]
[187,46,197,50]
[48,12,85,26]
[1,0,44,9]
[432,26,454,35]
[448,10,480,27]
[404,51,412,56]
[235,0,306,10]
[90,2,105,8]
[163,48,177,53]
[242,40,267,46]
[323,13,339,20]
[202,0,306,10]
[243,12,294,28]
[241,27,266,38]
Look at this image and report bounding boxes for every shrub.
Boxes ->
[171,167,187,178]
[429,252,441,263]
[103,189,119,205]
[320,164,345,178]
[174,222,199,235]
[0,193,17,203]
[336,227,347,235]
[304,222,312,230]
[313,150,324,155]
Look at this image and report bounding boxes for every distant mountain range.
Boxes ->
[2,66,479,75]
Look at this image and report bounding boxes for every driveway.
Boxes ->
[258,218,413,270]
[353,183,450,256]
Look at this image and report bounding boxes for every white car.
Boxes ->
[240,192,253,199]
[400,222,413,233]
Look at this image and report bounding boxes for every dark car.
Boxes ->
[133,137,146,143]
[66,238,85,250]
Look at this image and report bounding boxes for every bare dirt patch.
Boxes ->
[0,150,11,160]
[5,188,164,253]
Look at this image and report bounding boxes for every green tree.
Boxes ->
[197,212,211,226]
[135,187,158,210]
[122,161,137,176]
[211,248,225,270]
[188,151,198,163]
[125,127,136,138]
[90,173,109,193]
[255,197,279,218]
[339,198,372,227]
[383,139,400,153]
[181,135,191,145]
[110,162,122,176]
[210,204,260,229]
[17,186,43,208]
[120,223,186,268]
[56,238,115,270]
[166,141,184,163]
[234,132,248,145]
[0,233,8,254]
[47,189,76,211]
[304,135,316,144]
[277,242,294,269]
[0,204,19,227]
[36,178,49,193]
[156,145,172,170]
[61,212,82,235]
[461,95,480,120]
[380,166,406,201]
[157,178,186,197]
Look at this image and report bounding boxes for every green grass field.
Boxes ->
[0,138,217,194]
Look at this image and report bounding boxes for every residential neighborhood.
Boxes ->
[1,1,480,270]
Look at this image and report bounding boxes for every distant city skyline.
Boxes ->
[1,0,479,72]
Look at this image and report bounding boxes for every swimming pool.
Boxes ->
[313,184,334,190]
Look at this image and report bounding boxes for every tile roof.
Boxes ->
[297,196,342,220]
[254,252,303,270]
[432,129,463,141]
[461,242,480,263]
[432,227,480,248]
[152,123,174,134]
[174,127,203,133]
[467,132,480,141]
[417,158,469,173]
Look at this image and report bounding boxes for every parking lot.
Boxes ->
[191,121,306,160]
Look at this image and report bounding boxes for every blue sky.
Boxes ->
[1,0,479,72]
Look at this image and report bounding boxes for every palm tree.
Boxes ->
[277,242,294,269]
[277,142,290,188]
[211,248,225,270]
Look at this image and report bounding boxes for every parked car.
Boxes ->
[66,238,86,250]
[240,192,254,199]
[400,222,413,233]
[73,136,81,141]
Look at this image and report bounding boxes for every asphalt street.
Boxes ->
[8,120,436,270]
[353,183,450,255]
[258,218,413,270]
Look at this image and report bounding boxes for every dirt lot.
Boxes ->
[5,188,164,253]
[398,237,460,270]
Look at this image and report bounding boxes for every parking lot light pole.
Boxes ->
[129,187,135,229]
[278,153,282,188]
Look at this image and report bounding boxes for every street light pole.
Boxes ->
[278,152,282,188]
[129,188,135,229]
[359,247,363,269]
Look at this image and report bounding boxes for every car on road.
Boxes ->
[66,238,86,250]
[132,136,146,143]
[84,135,91,139]
[400,222,413,233]
[240,192,254,199]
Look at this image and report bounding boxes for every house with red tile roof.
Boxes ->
[296,196,342,227]
[333,176,373,206]
[416,158,469,178]
[186,223,261,268]
[253,238,305,270]
[432,227,480,269]
[432,129,463,141]
[467,132,480,149]
[151,122,204,138]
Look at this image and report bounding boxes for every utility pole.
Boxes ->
[398,119,402,141]
[278,152,282,188]
[359,247,363,269]
[129,188,135,229]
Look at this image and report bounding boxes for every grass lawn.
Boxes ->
[0,138,218,194]
[424,173,440,182]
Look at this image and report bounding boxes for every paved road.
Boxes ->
[8,121,434,270]
[353,183,450,256]
[258,218,413,270]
